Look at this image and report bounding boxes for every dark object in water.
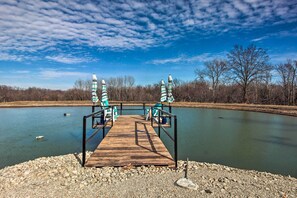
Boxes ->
[64,113,71,116]
[218,116,223,119]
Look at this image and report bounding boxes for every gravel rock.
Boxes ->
[0,153,296,197]
[176,178,198,190]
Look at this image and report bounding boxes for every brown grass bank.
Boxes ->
[0,101,297,117]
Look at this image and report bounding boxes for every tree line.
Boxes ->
[0,44,296,105]
[195,44,297,105]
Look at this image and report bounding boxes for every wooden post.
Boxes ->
[185,158,189,179]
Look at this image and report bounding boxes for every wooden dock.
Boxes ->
[85,115,175,167]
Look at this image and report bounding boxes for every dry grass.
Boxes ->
[0,101,297,117]
[170,102,297,117]
[0,100,91,107]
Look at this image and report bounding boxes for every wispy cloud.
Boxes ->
[39,69,90,79]
[0,0,296,62]
[151,57,184,65]
[250,27,297,42]
[251,36,268,42]
[270,52,297,64]
[45,54,97,64]
[14,70,30,74]
[150,52,226,65]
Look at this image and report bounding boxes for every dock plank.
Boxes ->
[85,115,174,167]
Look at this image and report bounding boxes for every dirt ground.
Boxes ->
[0,154,296,198]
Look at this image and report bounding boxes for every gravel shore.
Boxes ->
[0,153,296,198]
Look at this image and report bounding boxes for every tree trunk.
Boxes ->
[242,86,247,103]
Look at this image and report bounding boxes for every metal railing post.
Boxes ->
[174,115,177,168]
[120,103,123,115]
[103,110,105,138]
[112,106,114,127]
[169,104,172,126]
[143,103,145,116]
[151,107,153,127]
[158,110,161,137]
[82,116,86,167]
[92,105,95,128]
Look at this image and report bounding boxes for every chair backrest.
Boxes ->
[101,100,109,108]
[152,103,162,117]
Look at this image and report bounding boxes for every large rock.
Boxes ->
[176,178,198,190]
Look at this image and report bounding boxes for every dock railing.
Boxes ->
[82,108,113,167]
[92,102,171,118]
[83,102,177,167]
[151,108,178,168]
[92,102,147,116]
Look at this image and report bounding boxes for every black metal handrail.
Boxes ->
[92,103,147,116]
[82,108,113,167]
[151,108,177,168]
[93,102,171,117]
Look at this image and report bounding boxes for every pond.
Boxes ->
[0,106,296,177]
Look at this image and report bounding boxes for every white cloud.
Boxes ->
[250,27,297,43]
[251,36,268,42]
[0,0,296,61]
[0,53,24,62]
[150,52,227,65]
[151,57,184,64]
[233,0,251,14]
[45,55,97,64]
[14,70,30,74]
[39,69,90,79]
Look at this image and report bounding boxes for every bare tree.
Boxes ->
[126,76,135,87]
[74,79,84,90]
[276,60,297,105]
[227,44,271,103]
[173,78,183,87]
[195,59,227,102]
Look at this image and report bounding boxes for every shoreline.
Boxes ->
[1,100,297,117]
[1,103,296,196]
[0,153,296,197]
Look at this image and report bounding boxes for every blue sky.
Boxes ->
[0,0,296,90]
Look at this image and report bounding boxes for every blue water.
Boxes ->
[0,106,296,177]
[0,107,98,167]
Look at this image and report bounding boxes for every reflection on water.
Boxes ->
[0,106,296,177]
[161,107,297,177]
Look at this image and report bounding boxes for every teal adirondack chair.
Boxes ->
[101,80,118,121]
